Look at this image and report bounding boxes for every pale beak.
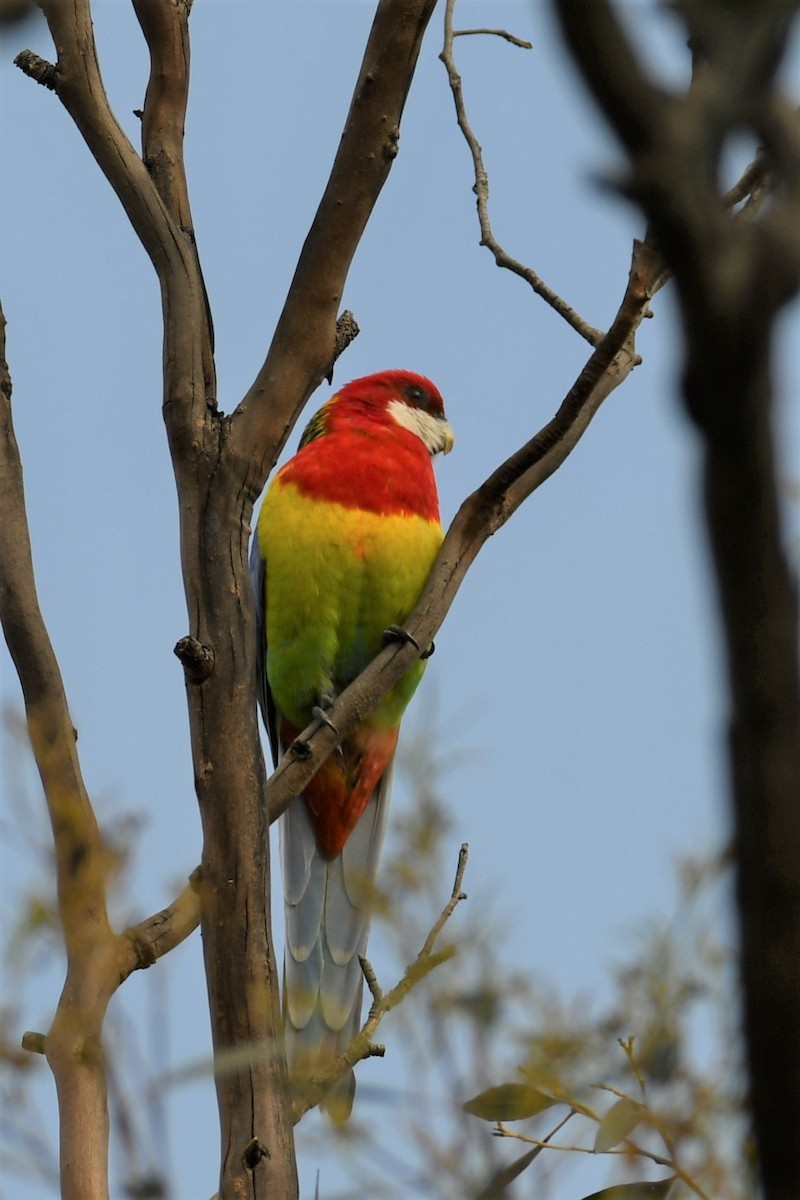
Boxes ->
[438,419,455,455]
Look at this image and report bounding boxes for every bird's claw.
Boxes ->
[382,624,420,652]
[290,698,338,759]
[311,703,338,735]
[383,625,435,659]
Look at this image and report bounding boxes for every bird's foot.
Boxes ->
[382,624,420,652]
[291,696,338,760]
[311,694,338,735]
[383,625,435,659]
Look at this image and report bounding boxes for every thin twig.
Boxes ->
[440,0,602,345]
[291,844,470,1121]
[453,27,532,49]
[477,1110,575,1196]
[498,1125,705,1199]
[493,1107,576,1152]
[619,1034,647,1097]
[721,106,800,214]
[419,841,469,957]
[722,147,771,210]
[359,955,384,1005]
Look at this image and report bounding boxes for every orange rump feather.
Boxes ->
[280,719,399,858]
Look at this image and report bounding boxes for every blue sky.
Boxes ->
[1,2,798,1198]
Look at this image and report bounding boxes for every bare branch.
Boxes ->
[0,299,118,1199]
[0,318,111,962]
[132,0,193,230]
[359,956,384,1006]
[418,841,469,958]
[0,337,199,1186]
[20,0,212,442]
[2,290,200,1187]
[453,28,533,49]
[230,0,438,477]
[16,7,169,263]
[441,0,601,345]
[121,874,202,979]
[132,0,216,401]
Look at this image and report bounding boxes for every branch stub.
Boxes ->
[242,1138,270,1170]
[14,49,58,91]
[174,636,215,683]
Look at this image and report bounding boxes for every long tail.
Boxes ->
[280,762,393,1120]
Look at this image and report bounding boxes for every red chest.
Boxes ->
[278,428,440,522]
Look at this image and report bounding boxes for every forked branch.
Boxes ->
[440,0,602,345]
[2,302,203,1200]
[0,298,180,1200]
[230,0,439,477]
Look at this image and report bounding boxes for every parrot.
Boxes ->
[251,369,454,1118]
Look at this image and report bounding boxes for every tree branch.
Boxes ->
[19,0,213,445]
[0,299,119,1200]
[551,6,800,1199]
[1,287,203,1192]
[453,28,532,49]
[132,0,194,232]
[121,873,202,979]
[229,0,439,480]
[132,0,217,402]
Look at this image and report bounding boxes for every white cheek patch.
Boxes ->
[387,399,454,456]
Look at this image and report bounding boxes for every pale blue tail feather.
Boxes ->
[280,761,393,1118]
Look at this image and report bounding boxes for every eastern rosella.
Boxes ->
[251,370,453,1117]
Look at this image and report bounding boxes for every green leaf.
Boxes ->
[474,1148,539,1199]
[578,1179,676,1200]
[517,1065,568,1096]
[593,1097,646,1152]
[463,1082,558,1121]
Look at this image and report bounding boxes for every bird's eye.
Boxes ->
[405,384,427,407]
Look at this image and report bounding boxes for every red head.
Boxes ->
[301,370,454,457]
